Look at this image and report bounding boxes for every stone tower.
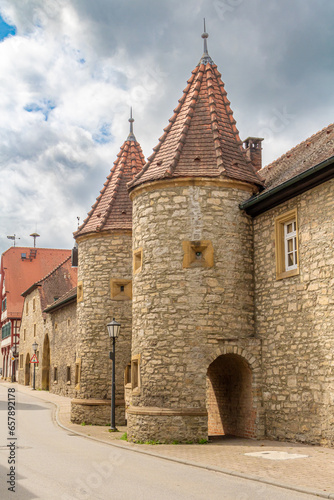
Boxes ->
[72,114,145,425]
[127,31,264,442]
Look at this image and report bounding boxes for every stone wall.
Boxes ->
[254,178,334,446]
[128,179,263,443]
[48,301,78,398]
[18,288,45,388]
[73,231,133,425]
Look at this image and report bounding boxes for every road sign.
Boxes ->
[30,354,39,363]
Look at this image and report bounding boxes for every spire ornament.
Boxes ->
[199,18,213,65]
[127,107,136,141]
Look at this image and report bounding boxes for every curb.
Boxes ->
[4,383,334,499]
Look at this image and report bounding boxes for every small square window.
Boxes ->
[182,240,214,268]
[66,366,71,384]
[54,366,58,383]
[110,279,132,300]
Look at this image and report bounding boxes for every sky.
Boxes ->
[0,0,333,256]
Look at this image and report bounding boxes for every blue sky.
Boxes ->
[0,0,333,256]
[0,14,15,40]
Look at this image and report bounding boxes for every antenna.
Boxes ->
[77,216,80,228]
[7,234,20,247]
[30,232,40,248]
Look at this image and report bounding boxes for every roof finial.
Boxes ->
[127,107,136,141]
[199,18,213,65]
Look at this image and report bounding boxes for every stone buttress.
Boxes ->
[72,117,145,425]
[127,32,264,442]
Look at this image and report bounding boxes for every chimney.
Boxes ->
[243,137,264,171]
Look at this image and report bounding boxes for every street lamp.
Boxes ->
[32,341,38,390]
[107,318,121,432]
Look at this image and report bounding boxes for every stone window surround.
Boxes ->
[131,354,141,394]
[54,366,58,384]
[275,208,299,280]
[110,278,132,301]
[66,365,71,385]
[133,248,143,274]
[182,240,214,268]
[77,281,83,303]
[124,362,131,387]
[75,358,81,389]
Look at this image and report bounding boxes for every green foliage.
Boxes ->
[120,432,128,441]
[81,421,86,426]
[198,438,208,444]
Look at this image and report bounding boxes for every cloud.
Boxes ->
[0,0,333,256]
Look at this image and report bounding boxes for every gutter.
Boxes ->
[240,155,334,217]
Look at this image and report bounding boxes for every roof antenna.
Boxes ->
[127,107,136,142]
[77,216,80,228]
[30,232,40,248]
[200,18,213,65]
[7,234,20,247]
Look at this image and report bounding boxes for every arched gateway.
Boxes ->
[207,353,258,439]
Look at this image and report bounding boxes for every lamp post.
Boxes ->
[32,341,38,390]
[107,318,121,432]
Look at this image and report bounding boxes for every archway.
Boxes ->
[24,353,30,386]
[42,334,50,390]
[207,353,256,438]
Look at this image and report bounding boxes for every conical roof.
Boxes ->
[74,118,145,238]
[129,31,262,191]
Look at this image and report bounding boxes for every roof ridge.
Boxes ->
[206,64,225,174]
[264,123,334,171]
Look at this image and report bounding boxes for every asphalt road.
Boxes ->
[0,385,321,500]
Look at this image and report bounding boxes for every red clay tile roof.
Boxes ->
[74,135,145,237]
[129,50,263,190]
[21,255,77,318]
[260,124,334,192]
[0,247,72,320]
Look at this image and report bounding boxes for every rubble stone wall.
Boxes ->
[254,179,334,446]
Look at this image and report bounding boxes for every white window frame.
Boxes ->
[284,220,297,271]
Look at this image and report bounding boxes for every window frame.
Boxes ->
[275,209,299,280]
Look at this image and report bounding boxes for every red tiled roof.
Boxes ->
[260,124,334,192]
[74,137,145,238]
[129,47,263,190]
[0,247,72,320]
[21,256,77,317]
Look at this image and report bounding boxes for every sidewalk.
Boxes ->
[3,381,334,499]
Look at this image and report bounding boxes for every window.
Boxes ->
[275,209,299,280]
[54,366,58,383]
[131,355,141,392]
[23,329,26,341]
[33,324,36,337]
[110,279,132,300]
[26,302,29,315]
[133,248,143,274]
[2,298,6,311]
[67,319,71,327]
[125,363,131,386]
[75,358,81,388]
[19,354,23,369]
[33,298,36,311]
[66,366,71,384]
[284,220,297,271]
[182,240,214,268]
[77,281,83,303]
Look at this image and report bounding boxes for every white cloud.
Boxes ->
[0,0,334,254]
